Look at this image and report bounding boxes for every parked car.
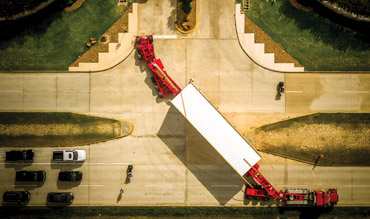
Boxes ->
[16,171,46,182]
[58,171,82,182]
[53,150,86,162]
[3,191,30,203]
[6,150,34,161]
[47,192,74,204]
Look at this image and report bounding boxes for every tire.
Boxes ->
[262,197,270,201]
[245,195,251,200]
[137,54,142,60]
[253,196,259,200]
[158,92,163,98]
[149,35,153,44]
[154,85,160,91]
[151,77,156,84]
[135,37,140,45]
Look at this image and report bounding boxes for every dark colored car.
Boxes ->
[15,171,46,182]
[47,192,74,204]
[6,150,34,161]
[58,171,82,182]
[3,191,30,203]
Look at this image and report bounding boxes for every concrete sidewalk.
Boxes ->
[235,4,304,72]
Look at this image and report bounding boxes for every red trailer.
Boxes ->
[244,164,339,207]
[136,35,182,98]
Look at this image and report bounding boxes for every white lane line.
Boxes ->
[285,91,303,93]
[343,91,369,94]
[344,185,370,187]
[145,184,174,187]
[153,35,178,39]
[211,185,240,188]
[80,185,105,187]
[0,91,23,93]
[277,185,307,187]
[63,91,89,93]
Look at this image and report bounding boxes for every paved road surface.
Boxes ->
[1,0,370,206]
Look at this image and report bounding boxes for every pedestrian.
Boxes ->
[312,154,324,170]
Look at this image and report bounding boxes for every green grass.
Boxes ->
[245,0,370,71]
[1,206,370,218]
[253,113,370,166]
[0,0,134,71]
[0,112,123,147]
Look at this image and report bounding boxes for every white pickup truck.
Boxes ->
[53,150,86,162]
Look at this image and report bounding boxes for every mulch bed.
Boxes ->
[64,0,85,12]
[176,0,196,32]
[70,5,132,67]
[244,15,303,67]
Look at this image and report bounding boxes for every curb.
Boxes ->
[175,0,198,34]
[258,149,317,165]
[243,112,318,135]
[70,111,134,138]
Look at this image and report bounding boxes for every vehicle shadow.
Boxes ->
[50,160,84,170]
[5,161,34,169]
[157,106,244,205]
[14,179,45,189]
[56,180,82,190]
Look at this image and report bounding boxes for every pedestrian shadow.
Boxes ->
[116,189,124,203]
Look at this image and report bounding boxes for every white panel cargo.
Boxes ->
[171,83,261,177]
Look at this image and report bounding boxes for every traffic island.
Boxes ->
[175,0,197,33]
[246,113,370,166]
[0,112,133,147]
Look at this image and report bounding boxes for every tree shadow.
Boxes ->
[157,106,244,205]
[278,0,370,53]
[167,6,176,32]
[0,0,66,44]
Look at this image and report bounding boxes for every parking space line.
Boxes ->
[153,35,178,39]
[344,185,370,187]
[80,185,105,187]
[343,91,369,94]
[285,91,303,93]
[211,185,240,188]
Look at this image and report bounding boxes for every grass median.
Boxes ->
[251,113,370,166]
[0,0,134,70]
[1,206,370,218]
[0,112,132,147]
[244,0,370,71]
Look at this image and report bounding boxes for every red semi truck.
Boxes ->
[244,163,339,207]
[136,35,339,207]
[136,34,182,98]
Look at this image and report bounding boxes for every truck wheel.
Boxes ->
[245,195,251,200]
[154,85,160,91]
[262,197,269,201]
[137,54,142,60]
[158,92,163,98]
[151,77,156,84]
[135,37,140,45]
[149,35,153,44]
[253,196,259,200]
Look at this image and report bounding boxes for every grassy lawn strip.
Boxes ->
[1,206,370,218]
[252,113,370,166]
[0,112,127,147]
[0,0,132,70]
[245,0,370,71]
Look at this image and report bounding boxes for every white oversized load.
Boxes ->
[171,83,261,177]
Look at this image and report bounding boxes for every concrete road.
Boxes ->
[1,0,370,207]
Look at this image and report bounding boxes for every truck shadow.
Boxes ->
[157,106,244,205]
[134,48,172,105]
